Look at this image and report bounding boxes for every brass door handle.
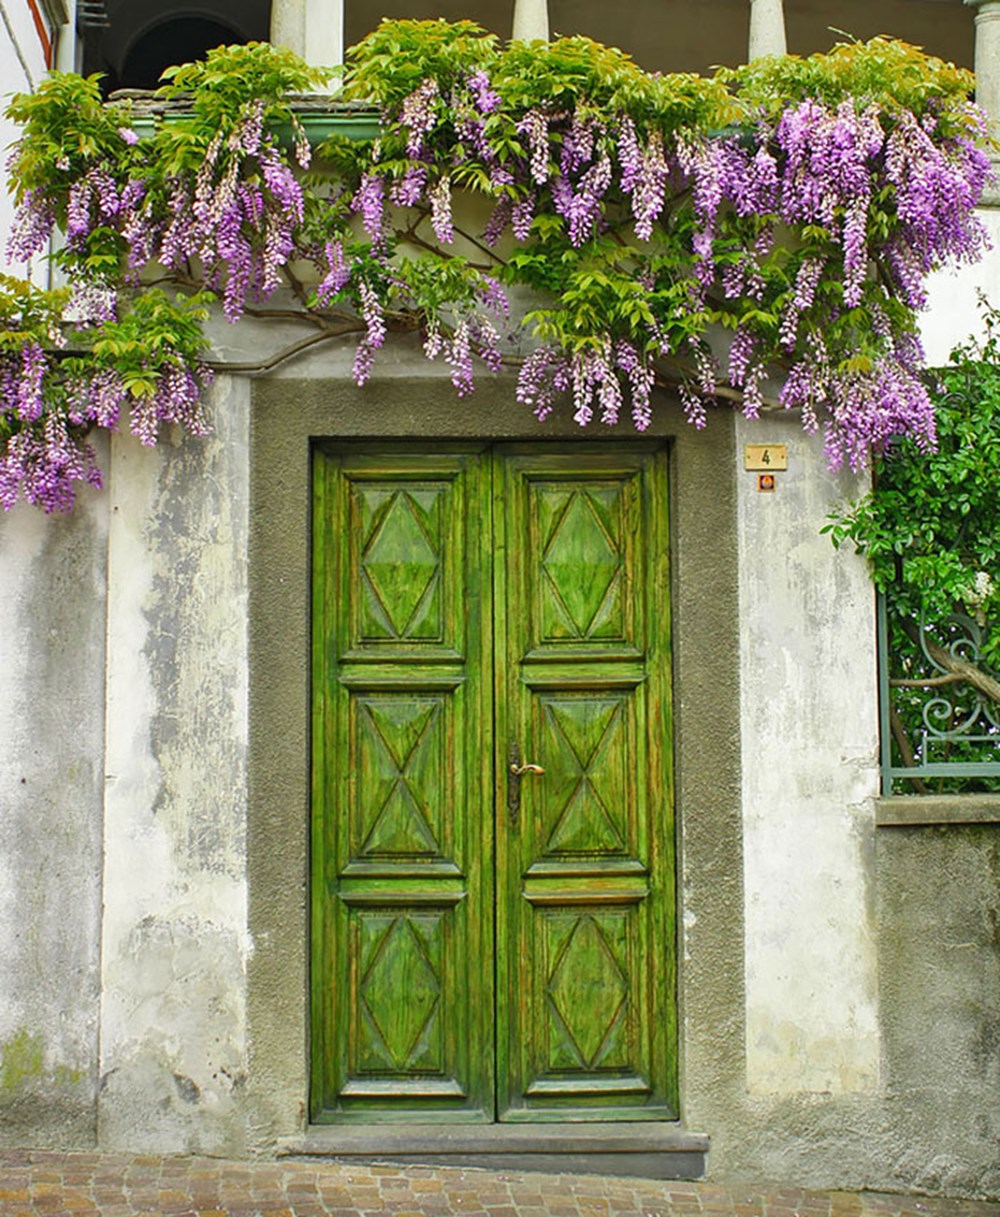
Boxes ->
[507,742,544,828]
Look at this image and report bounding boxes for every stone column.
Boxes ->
[270,0,305,57]
[967,0,1000,136]
[271,0,344,67]
[306,1,344,72]
[748,0,787,59]
[512,0,550,42]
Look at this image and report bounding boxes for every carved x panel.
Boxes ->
[353,694,446,859]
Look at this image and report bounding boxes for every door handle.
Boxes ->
[507,741,544,828]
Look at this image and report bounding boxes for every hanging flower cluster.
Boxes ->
[0,274,212,511]
[1,25,992,509]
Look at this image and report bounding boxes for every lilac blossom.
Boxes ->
[518,109,550,185]
[779,257,824,351]
[516,346,572,421]
[3,48,994,493]
[352,280,386,386]
[429,175,454,243]
[316,239,353,305]
[511,196,535,240]
[15,343,45,422]
[66,368,125,430]
[553,150,612,247]
[389,165,427,207]
[66,280,117,325]
[484,196,513,246]
[6,189,55,263]
[130,363,211,448]
[400,79,440,157]
[0,413,101,513]
[615,341,654,430]
[353,173,386,242]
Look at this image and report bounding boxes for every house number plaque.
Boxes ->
[744,444,788,471]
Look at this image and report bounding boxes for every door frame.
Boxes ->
[245,371,745,1153]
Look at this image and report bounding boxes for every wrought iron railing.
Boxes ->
[878,594,1000,794]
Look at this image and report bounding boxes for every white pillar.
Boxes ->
[748,0,787,59]
[270,0,343,82]
[512,0,549,42]
[270,0,306,57]
[967,0,1000,136]
[305,1,344,70]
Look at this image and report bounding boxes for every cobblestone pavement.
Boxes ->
[1,1151,998,1217]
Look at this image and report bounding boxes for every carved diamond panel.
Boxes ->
[356,912,444,1074]
[354,695,445,858]
[545,912,630,1071]
[540,695,627,856]
[537,484,625,642]
[356,486,444,641]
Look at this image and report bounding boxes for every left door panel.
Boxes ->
[311,446,494,1122]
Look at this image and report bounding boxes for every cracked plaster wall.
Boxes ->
[98,376,251,1155]
[0,467,108,1145]
[736,414,881,1098]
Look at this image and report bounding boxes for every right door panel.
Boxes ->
[494,445,677,1121]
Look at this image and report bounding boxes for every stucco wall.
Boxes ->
[736,414,880,1098]
[97,379,252,1155]
[877,825,1000,1197]
[0,470,107,1145]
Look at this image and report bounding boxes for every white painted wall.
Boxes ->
[737,415,881,1095]
[1,0,75,276]
[921,207,1000,365]
[738,198,1000,1099]
[0,467,108,1142]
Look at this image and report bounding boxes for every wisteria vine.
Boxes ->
[1,25,993,509]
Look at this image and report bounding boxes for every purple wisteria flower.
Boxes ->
[3,40,994,496]
[467,70,501,115]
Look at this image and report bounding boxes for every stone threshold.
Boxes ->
[279,1123,709,1181]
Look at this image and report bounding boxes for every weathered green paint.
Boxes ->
[311,442,675,1122]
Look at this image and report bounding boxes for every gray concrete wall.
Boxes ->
[0,468,108,1146]
[877,823,1000,1198]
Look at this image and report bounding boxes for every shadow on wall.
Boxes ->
[346,0,973,75]
[82,0,973,94]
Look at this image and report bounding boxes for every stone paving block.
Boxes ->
[2,1151,1000,1217]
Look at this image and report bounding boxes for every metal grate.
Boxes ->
[878,594,1000,794]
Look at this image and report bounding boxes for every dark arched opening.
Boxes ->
[120,17,242,90]
[80,2,271,96]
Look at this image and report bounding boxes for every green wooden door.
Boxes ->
[312,444,675,1123]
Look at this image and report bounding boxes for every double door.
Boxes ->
[311,444,675,1122]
